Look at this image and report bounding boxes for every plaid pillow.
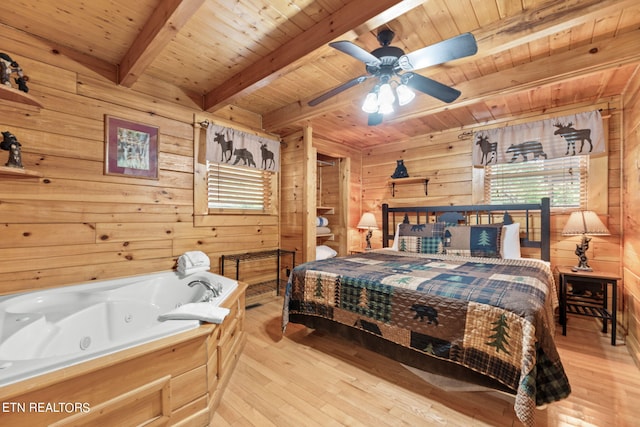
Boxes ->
[397,222,445,254]
[398,235,443,254]
[397,222,445,237]
[444,224,502,258]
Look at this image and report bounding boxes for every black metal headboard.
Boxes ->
[381,198,550,261]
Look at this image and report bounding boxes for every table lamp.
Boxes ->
[357,212,379,250]
[562,210,610,272]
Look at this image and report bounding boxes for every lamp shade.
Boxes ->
[357,212,378,230]
[562,211,610,236]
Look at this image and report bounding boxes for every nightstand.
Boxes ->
[557,266,620,345]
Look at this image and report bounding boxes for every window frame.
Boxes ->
[193,123,279,227]
[483,155,589,210]
[206,161,277,214]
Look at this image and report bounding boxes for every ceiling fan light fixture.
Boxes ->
[314,29,478,125]
[396,83,415,106]
[378,83,395,106]
[362,91,379,113]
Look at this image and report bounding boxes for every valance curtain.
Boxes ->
[206,124,280,172]
[473,110,604,166]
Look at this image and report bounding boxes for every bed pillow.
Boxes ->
[390,223,402,250]
[444,224,502,258]
[316,245,337,260]
[396,223,444,254]
[398,222,445,237]
[501,223,521,259]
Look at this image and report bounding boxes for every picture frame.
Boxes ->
[104,115,159,179]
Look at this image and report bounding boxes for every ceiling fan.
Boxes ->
[308,29,478,125]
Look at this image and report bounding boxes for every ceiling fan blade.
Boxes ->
[404,72,461,103]
[330,41,382,66]
[308,75,368,106]
[367,112,384,126]
[397,33,478,71]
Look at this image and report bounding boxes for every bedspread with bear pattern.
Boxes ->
[282,249,570,426]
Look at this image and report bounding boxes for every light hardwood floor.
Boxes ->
[212,298,640,426]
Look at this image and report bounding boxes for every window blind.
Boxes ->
[484,156,587,208]
[207,162,272,211]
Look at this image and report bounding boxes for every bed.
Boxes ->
[282,198,570,426]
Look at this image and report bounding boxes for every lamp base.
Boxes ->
[571,234,592,272]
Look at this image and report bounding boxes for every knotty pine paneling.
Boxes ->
[280,131,306,259]
[0,24,278,295]
[622,68,640,364]
[314,138,360,255]
[361,105,623,271]
[0,200,193,224]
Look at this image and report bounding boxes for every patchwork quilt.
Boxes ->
[282,250,571,426]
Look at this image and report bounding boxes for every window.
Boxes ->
[207,162,274,212]
[484,156,588,209]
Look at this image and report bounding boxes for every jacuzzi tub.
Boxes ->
[0,270,238,387]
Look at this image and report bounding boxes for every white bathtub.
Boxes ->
[0,270,238,387]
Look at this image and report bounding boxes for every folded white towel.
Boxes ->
[180,266,210,275]
[177,251,210,275]
[316,216,329,227]
[316,226,331,235]
[158,303,230,324]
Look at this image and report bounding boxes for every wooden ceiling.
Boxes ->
[1,0,639,149]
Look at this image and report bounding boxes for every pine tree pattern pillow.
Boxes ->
[444,224,502,258]
[397,223,444,254]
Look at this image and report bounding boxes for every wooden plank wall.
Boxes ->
[279,130,363,262]
[361,102,623,274]
[280,131,307,261]
[0,25,281,295]
[313,136,362,254]
[622,69,640,365]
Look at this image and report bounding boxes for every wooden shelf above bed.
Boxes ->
[388,176,429,197]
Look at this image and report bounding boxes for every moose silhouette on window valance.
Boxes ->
[205,123,280,172]
[473,110,605,166]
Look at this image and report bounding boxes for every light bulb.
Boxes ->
[378,83,395,105]
[396,84,415,106]
[378,102,394,115]
[361,92,379,114]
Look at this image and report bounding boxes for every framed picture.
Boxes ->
[104,115,159,179]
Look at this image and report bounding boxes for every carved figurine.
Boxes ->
[391,159,409,178]
[572,236,592,271]
[0,52,29,93]
[1,131,24,168]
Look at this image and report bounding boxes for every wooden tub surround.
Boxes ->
[0,282,247,426]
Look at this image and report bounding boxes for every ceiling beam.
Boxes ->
[118,0,205,88]
[263,0,637,130]
[202,0,423,112]
[474,0,639,57]
[386,27,640,124]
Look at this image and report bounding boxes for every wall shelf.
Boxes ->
[0,85,42,107]
[317,206,334,215]
[316,233,334,240]
[316,206,335,240]
[0,165,43,179]
[388,176,429,197]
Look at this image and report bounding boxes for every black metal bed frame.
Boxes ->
[381,197,551,261]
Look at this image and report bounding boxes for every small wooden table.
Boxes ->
[557,266,619,346]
